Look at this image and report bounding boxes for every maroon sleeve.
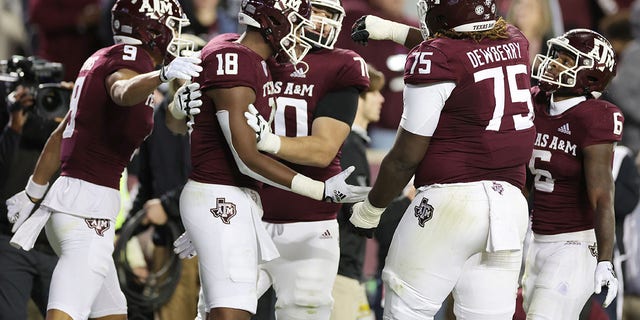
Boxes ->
[582,101,624,146]
[103,45,155,76]
[332,49,370,92]
[404,43,456,85]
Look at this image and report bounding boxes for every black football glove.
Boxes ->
[351,15,370,46]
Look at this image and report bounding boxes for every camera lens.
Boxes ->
[35,84,71,119]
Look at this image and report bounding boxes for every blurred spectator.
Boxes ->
[0,0,29,59]
[335,0,418,151]
[505,0,557,65]
[0,84,60,319]
[331,64,384,320]
[604,0,640,152]
[182,0,239,41]
[558,0,605,31]
[28,0,104,80]
[599,9,634,56]
[124,83,197,320]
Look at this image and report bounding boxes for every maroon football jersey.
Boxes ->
[60,44,155,189]
[189,34,275,189]
[259,48,370,223]
[405,25,536,189]
[529,88,624,235]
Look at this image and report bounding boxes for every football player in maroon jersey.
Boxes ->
[241,0,370,318]
[522,29,621,319]
[348,0,536,318]
[4,0,202,319]
[167,0,369,319]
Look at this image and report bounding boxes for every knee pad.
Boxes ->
[275,268,333,320]
[381,271,440,320]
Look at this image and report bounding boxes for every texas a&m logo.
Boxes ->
[414,197,434,228]
[137,0,175,17]
[85,218,111,236]
[210,198,237,224]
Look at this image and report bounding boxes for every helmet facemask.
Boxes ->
[301,0,344,50]
[165,15,195,59]
[278,9,314,65]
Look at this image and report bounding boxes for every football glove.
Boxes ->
[323,166,371,203]
[6,176,48,233]
[351,15,411,46]
[171,82,202,119]
[594,261,618,308]
[160,54,203,82]
[349,197,385,239]
[173,232,197,259]
[245,104,280,154]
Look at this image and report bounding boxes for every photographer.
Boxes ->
[0,82,59,319]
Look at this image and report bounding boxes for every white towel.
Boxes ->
[482,181,521,252]
[245,189,279,263]
[10,207,51,251]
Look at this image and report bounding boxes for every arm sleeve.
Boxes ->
[400,82,455,136]
[314,87,360,126]
[160,185,184,221]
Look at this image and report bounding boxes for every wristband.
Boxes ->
[388,21,411,45]
[159,67,170,83]
[291,174,324,201]
[25,175,48,200]
[367,16,411,45]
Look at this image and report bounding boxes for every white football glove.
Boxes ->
[6,176,48,233]
[594,261,618,308]
[170,82,202,120]
[173,232,197,259]
[244,104,280,154]
[160,55,203,82]
[323,166,371,203]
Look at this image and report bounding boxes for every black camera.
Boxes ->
[0,55,71,120]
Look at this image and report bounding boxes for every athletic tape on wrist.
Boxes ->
[291,174,324,201]
[25,175,48,200]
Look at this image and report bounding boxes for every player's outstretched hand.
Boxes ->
[351,15,372,46]
[245,104,280,154]
[160,54,203,82]
[173,232,197,259]
[594,261,618,308]
[6,176,48,233]
[323,166,371,203]
[171,82,202,120]
[351,15,411,46]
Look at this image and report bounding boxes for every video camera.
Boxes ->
[0,55,71,120]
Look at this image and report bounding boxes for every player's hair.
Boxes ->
[362,64,385,97]
[434,17,509,42]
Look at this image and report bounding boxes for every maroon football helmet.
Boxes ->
[238,0,313,64]
[111,0,193,60]
[532,29,617,98]
[416,0,497,38]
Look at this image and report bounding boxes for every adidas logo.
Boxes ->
[320,229,332,239]
[290,68,306,78]
[557,123,571,135]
